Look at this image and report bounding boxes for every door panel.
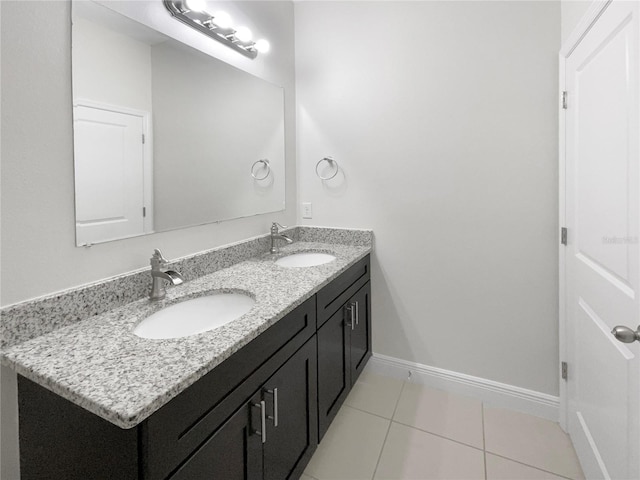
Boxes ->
[565,2,640,479]
[574,14,633,284]
[169,392,263,480]
[263,338,317,480]
[73,104,145,245]
[576,299,631,477]
[350,281,371,385]
[317,306,350,441]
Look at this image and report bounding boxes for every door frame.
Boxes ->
[558,0,615,432]
[72,98,155,236]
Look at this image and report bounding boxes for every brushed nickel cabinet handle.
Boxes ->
[264,388,279,427]
[252,401,267,443]
[345,305,355,330]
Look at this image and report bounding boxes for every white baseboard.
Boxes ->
[368,353,560,422]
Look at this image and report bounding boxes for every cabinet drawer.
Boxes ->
[143,296,316,480]
[317,255,370,328]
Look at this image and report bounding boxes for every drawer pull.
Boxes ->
[264,388,279,427]
[345,305,355,331]
[252,401,267,443]
[354,301,359,326]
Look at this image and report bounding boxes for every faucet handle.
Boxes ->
[271,222,287,233]
[151,249,168,268]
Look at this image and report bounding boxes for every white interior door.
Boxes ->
[73,104,146,245]
[565,1,640,479]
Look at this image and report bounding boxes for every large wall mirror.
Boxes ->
[71,1,285,246]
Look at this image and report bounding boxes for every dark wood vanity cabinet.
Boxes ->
[17,254,371,480]
[170,337,317,480]
[317,281,371,441]
[316,254,372,440]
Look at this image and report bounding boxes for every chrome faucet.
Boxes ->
[149,249,184,301]
[270,222,293,254]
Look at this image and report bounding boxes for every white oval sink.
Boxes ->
[134,292,255,339]
[275,252,336,268]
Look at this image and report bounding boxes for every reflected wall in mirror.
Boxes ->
[71,1,285,246]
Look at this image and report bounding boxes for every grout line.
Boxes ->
[391,419,485,452]
[485,452,577,480]
[345,404,395,422]
[347,380,485,452]
[371,420,393,480]
[371,380,407,479]
[390,377,406,419]
[344,374,407,422]
[482,402,487,480]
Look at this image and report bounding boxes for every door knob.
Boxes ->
[611,325,640,343]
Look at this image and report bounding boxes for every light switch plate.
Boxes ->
[302,202,312,219]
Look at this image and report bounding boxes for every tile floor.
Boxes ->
[302,370,584,480]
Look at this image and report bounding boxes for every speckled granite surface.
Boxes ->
[298,226,373,246]
[1,226,295,349]
[1,229,371,429]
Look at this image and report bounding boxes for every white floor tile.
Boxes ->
[306,372,588,480]
[374,422,485,480]
[392,383,484,448]
[304,405,390,480]
[344,370,405,419]
[486,454,571,480]
[484,406,584,480]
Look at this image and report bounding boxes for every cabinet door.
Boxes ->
[349,281,371,385]
[263,338,318,480]
[317,305,350,441]
[170,392,263,480]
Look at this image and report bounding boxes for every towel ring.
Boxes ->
[316,157,339,180]
[251,159,271,180]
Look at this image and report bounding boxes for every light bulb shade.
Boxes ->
[184,0,207,13]
[255,39,270,53]
[213,11,232,29]
[235,26,252,42]
[164,1,259,59]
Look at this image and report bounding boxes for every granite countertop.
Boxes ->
[1,241,370,429]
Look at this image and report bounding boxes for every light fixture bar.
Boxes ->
[163,0,259,59]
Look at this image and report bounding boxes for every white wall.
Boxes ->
[1,1,295,476]
[296,1,560,395]
[72,15,153,112]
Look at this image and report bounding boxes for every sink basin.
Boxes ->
[134,292,255,339]
[275,252,336,268]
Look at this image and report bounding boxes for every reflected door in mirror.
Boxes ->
[73,104,146,245]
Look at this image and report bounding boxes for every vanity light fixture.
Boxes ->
[163,0,270,59]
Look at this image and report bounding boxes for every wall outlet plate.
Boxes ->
[302,202,312,219]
